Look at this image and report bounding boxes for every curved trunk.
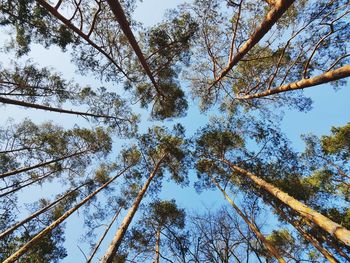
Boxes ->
[0,149,88,179]
[223,159,350,247]
[209,0,295,90]
[3,165,131,263]
[270,202,340,263]
[101,156,165,263]
[210,175,286,263]
[86,207,122,263]
[238,65,350,99]
[0,182,87,239]
[0,97,122,120]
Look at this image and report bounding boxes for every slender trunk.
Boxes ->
[0,149,88,179]
[301,217,350,261]
[223,159,350,247]
[0,182,87,239]
[86,207,122,263]
[238,65,350,99]
[0,169,58,198]
[35,0,130,80]
[0,97,121,120]
[321,235,350,262]
[3,165,131,263]
[0,147,34,154]
[210,175,286,263]
[106,0,162,96]
[209,0,295,90]
[101,156,165,263]
[155,226,161,263]
[270,202,339,263]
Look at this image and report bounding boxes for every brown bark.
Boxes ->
[209,0,295,90]
[223,159,350,247]
[106,0,163,96]
[0,182,87,239]
[3,165,131,263]
[270,203,340,263]
[86,207,122,263]
[210,175,286,263]
[101,156,166,263]
[0,96,123,120]
[0,149,88,179]
[238,65,350,99]
[155,226,161,263]
[35,0,130,80]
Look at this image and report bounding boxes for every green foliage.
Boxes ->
[0,0,77,55]
[321,123,350,159]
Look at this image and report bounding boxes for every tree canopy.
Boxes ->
[0,0,349,262]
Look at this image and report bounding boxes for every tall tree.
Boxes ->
[2,149,137,262]
[101,124,190,262]
[126,199,186,263]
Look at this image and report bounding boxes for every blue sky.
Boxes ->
[0,0,350,262]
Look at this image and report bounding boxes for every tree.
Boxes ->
[0,63,138,133]
[101,124,190,262]
[2,148,137,262]
[194,117,350,248]
[125,199,186,263]
[185,0,349,112]
[210,175,286,262]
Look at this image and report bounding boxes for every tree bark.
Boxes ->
[270,202,340,263]
[100,156,166,263]
[106,0,163,96]
[0,182,87,239]
[210,175,286,263]
[3,165,131,263]
[209,0,295,90]
[238,65,350,99]
[0,149,88,179]
[0,96,122,120]
[86,207,122,263]
[155,226,161,263]
[223,159,350,247]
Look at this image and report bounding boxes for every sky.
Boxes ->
[0,0,350,262]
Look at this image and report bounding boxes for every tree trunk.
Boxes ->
[155,226,161,263]
[106,0,162,96]
[209,0,295,90]
[3,165,131,263]
[0,147,34,154]
[210,175,286,263]
[0,149,88,179]
[0,96,121,120]
[86,207,122,263]
[101,156,165,263]
[223,159,350,247]
[0,182,87,239]
[270,202,340,263]
[238,65,350,99]
[0,169,58,198]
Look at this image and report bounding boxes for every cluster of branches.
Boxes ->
[0,0,349,262]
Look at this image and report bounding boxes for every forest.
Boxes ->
[0,0,349,262]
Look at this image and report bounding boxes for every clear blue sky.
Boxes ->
[0,0,349,262]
